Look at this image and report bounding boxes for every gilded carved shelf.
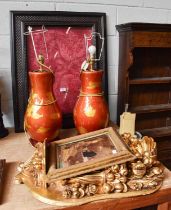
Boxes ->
[15,128,164,207]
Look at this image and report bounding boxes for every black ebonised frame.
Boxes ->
[10,11,108,132]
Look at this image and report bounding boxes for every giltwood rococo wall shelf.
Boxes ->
[15,127,164,207]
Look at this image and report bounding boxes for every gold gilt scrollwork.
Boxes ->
[60,134,164,199]
[15,142,46,188]
[15,133,164,202]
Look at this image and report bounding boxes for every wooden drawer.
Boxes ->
[131,31,171,48]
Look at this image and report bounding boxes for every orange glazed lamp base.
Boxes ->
[24,71,62,142]
[24,56,62,143]
[74,70,109,134]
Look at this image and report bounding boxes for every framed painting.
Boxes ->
[46,127,135,180]
[10,11,108,132]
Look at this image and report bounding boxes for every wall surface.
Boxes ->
[0,0,171,128]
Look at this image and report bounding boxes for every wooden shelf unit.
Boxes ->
[129,104,171,114]
[140,126,171,138]
[116,23,171,169]
[129,77,171,84]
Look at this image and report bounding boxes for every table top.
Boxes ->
[0,129,171,210]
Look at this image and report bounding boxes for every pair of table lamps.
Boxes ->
[24,26,109,143]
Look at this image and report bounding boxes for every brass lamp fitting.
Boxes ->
[37,54,45,71]
[88,45,96,71]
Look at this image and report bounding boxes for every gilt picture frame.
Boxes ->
[47,127,135,180]
[10,11,107,132]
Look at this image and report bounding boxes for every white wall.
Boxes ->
[0,0,171,128]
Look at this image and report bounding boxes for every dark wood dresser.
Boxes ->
[116,23,171,169]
